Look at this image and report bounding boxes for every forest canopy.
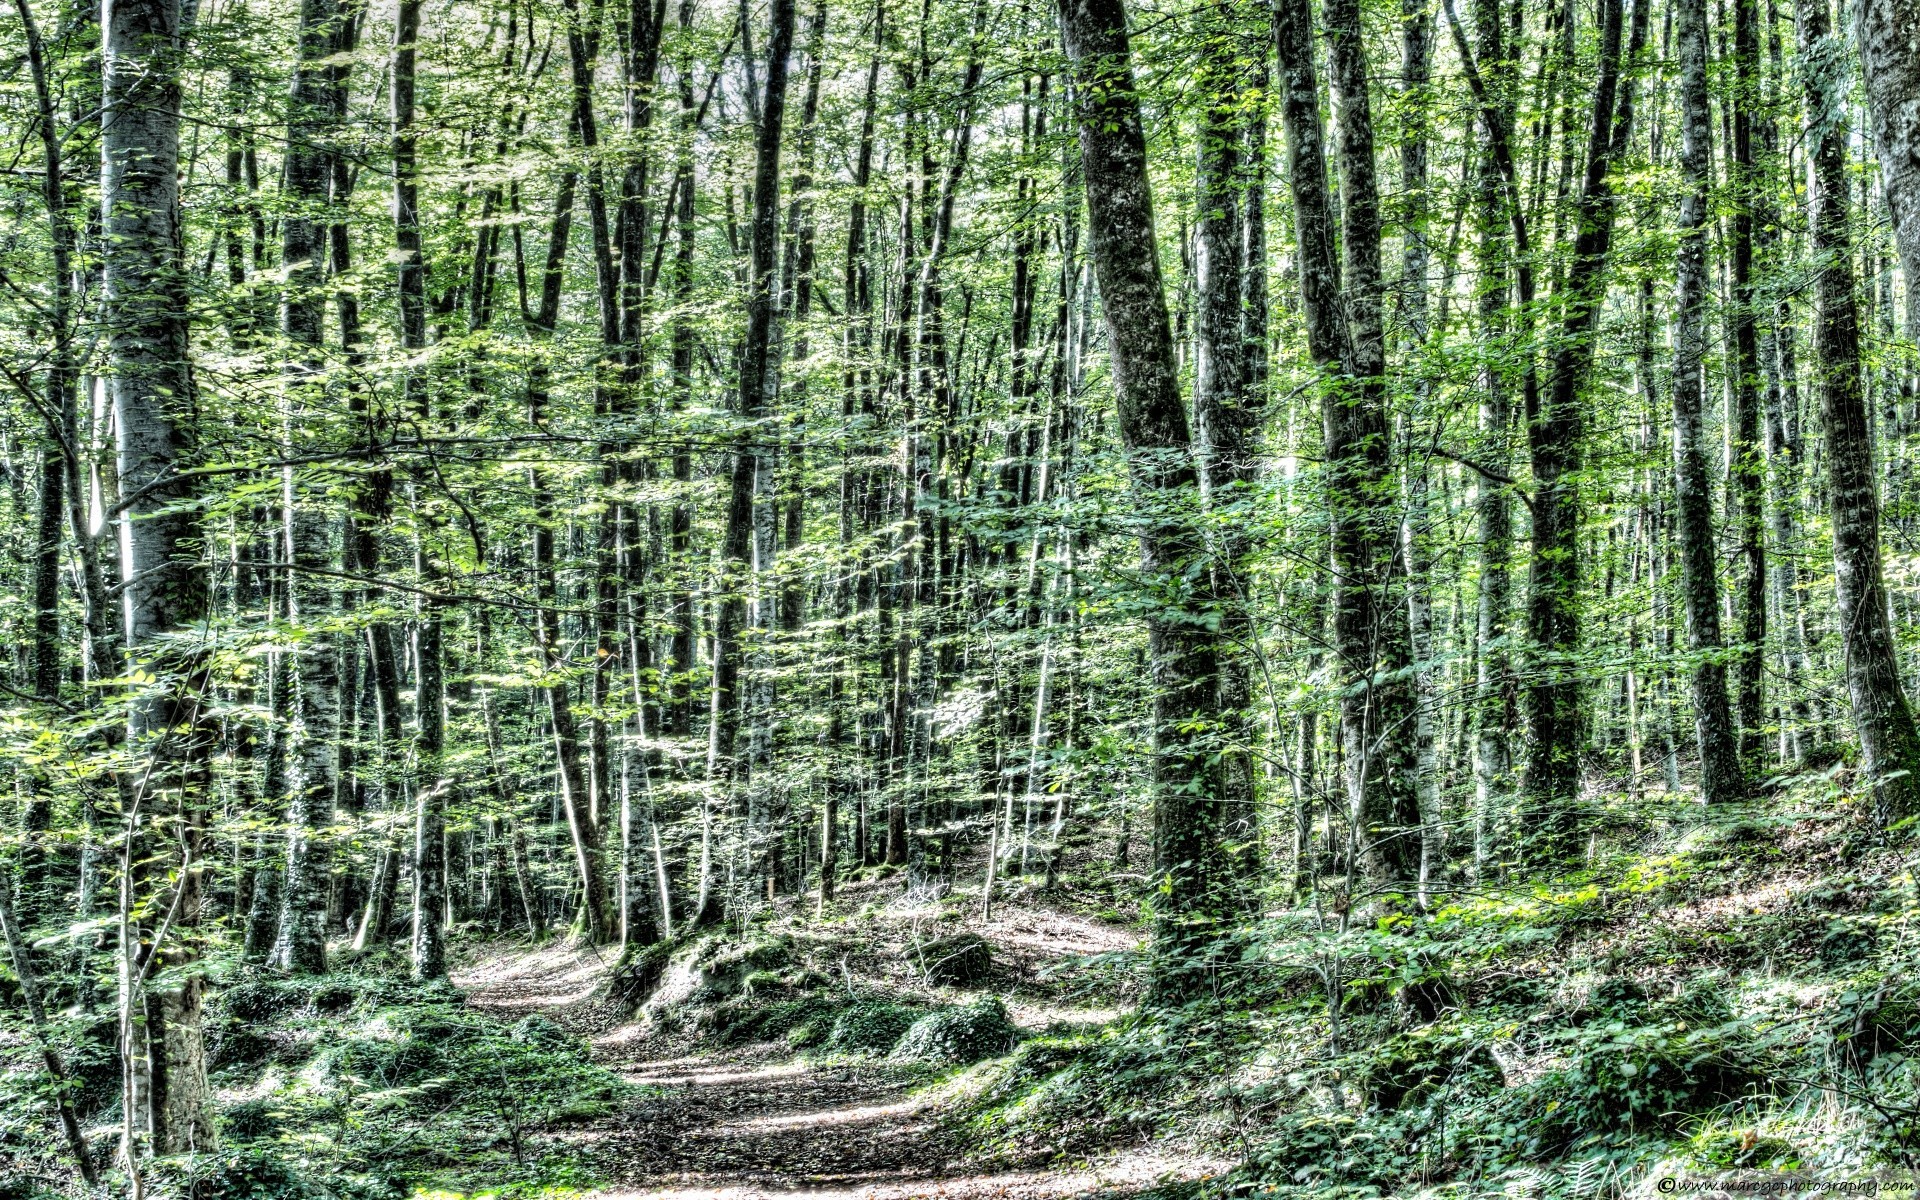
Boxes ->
[3,0,1920,1191]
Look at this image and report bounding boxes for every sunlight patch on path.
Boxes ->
[717,1098,923,1132]
[623,1061,812,1087]
[588,1148,1232,1200]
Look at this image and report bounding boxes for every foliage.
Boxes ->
[891,996,1021,1066]
[826,1002,923,1054]
[188,968,632,1198]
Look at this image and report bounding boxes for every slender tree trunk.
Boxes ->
[393,0,448,981]
[0,883,97,1185]
[1519,0,1641,856]
[1671,0,1742,803]
[271,0,343,973]
[1276,0,1421,897]
[1400,0,1441,902]
[704,0,796,917]
[13,0,80,929]
[1729,0,1767,757]
[1467,0,1513,877]
[1191,0,1260,869]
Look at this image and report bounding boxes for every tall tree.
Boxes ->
[393,0,448,980]
[1798,0,1920,825]
[103,0,217,1158]
[1856,0,1920,341]
[1518,0,1641,853]
[1275,0,1420,896]
[1669,0,1741,803]
[707,0,797,915]
[271,0,345,975]
[1058,0,1233,984]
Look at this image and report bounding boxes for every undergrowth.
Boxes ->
[958,788,1920,1197]
[0,963,637,1200]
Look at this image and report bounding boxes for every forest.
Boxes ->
[3,0,1920,1190]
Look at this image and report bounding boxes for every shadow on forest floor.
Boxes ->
[452,907,1224,1200]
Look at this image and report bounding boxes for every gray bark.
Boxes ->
[104,0,216,1156]
[1857,0,1920,340]
[1800,0,1920,823]
[392,0,447,980]
[1191,0,1259,864]
[1671,0,1743,802]
[1465,0,1513,876]
[1058,0,1233,986]
[1275,0,1422,896]
[271,0,343,974]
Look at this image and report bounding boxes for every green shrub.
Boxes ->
[219,1097,285,1140]
[1529,1018,1776,1143]
[918,934,992,986]
[891,996,1020,1065]
[509,1014,577,1051]
[150,1147,316,1200]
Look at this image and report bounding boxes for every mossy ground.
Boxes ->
[952,783,1920,1197]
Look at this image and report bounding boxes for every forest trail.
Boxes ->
[455,939,1225,1200]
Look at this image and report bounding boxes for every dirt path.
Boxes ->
[454,943,1225,1200]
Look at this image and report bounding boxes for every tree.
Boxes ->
[103,0,217,1157]
[1668,0,1741,803]
[1058,0,1232,985]
[1798,0,1920,825]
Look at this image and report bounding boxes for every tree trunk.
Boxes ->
[1670,0,1742,803]
[1276,0,1421,897]
[1799,0,1920,825]
[104,0,216,1156]
[271,0,344,973]
[1058,0,1231,991]
[1191,0,1259,869]
[1467,0,1513,877]
[1728,0,1767,757]
[1857,0,1920,342]
[1519,0,1641,856]
[713,0,796,903]
[392,0,448,980]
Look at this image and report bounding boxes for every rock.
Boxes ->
[890,996,1020,1065]
[636,936,798,1023]
[918,933,992,987]
[827,1002,920,1054]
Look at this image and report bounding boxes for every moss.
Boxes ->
[892,996,1020,1065]
[828,1002,921,1054]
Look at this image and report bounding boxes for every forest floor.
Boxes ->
[452,891,1228,1200]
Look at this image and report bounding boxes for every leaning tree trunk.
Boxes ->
[1670,0,1742,803]
[1058,0,1232,994]
[1800,0,1920,825]
[103,0,217,1159]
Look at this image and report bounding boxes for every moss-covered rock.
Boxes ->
[918,933,992,987]
[828,1002,921,1054]
[891,996,1020,1065]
